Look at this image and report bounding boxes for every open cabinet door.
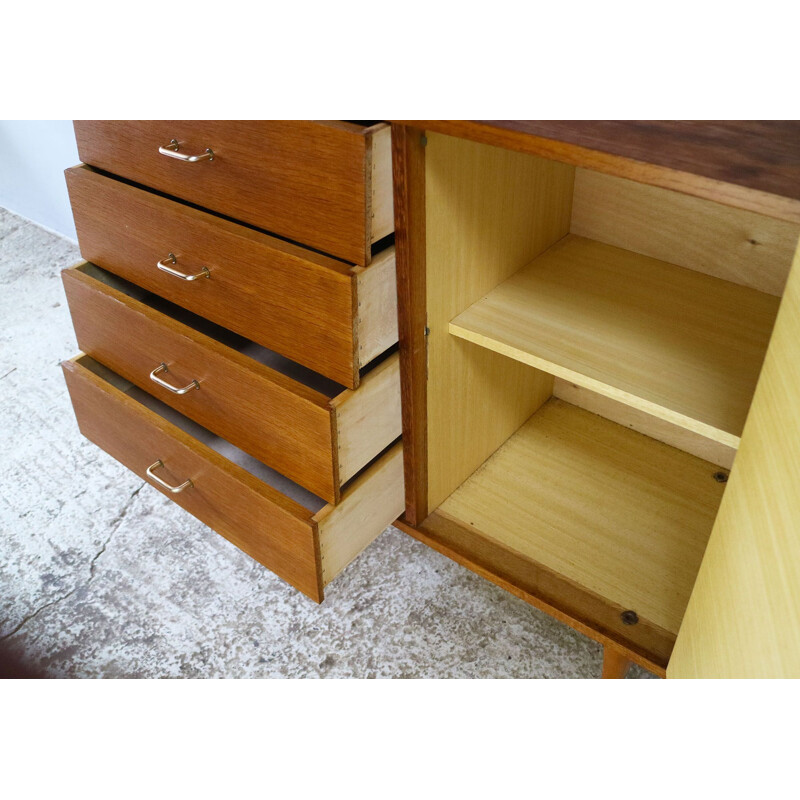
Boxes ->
[668,242,800,678]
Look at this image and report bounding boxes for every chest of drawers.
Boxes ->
[60,120,403,602]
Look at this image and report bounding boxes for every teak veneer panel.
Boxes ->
[391,125,429,524]
[62,262,402,504]
[63,355,324,600]
[425,133,573,510]
[405,121,800,224]
[668,242,800,678]
[66,165,397,388]
[450,235,780,447]
[438,399,725,636]
[572,169,800,297]
[73,120,391,266]
[62,262,336,501]
[63,356,404,602]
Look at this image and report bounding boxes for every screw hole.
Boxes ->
[713,471,728,483]
[621,610,639,625]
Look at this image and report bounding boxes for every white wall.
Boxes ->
[0,120,80,240]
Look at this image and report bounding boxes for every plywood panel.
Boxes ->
[316,443,404,585]
[571,168,799,296]
[439,399,725,635]
[74,120,377,265]
[333,353,402,484]
[425,133,574,509]
[451,235,780,447]
[354,247,399,368]
[369,125,395,243]
[668,245,800,678]
[553,379,736,469]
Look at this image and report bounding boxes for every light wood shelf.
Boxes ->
[438,398,726,635]
[449,234,780,448]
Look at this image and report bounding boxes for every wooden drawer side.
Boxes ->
[333,352,402,485]
[317,443,405,585]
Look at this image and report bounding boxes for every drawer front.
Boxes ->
[62,356,324,601]
[66,165,364,388]
[62,263,341,503]
[73,120,392,266]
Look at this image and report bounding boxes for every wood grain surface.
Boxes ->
[62,355,324,601]
[396,513,671,675]
[63,263,403,503]
[62,263,343,502]
[450,235,780,447]
[332,353,402,484]
[571,168,800,296]
[553,379,736,469]
[404,121,800,223]
[67,165,369,387]
[438,399,725,637]
[424,132,571,511]
[316,443,404,585]
[668,241,800,678]
[73,120,392,265]
[391,125,429,524]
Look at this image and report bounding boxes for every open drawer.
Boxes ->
[62,262,402,505]
[62,355,404,602]
[72,120,393,266]
[65,165,397,389]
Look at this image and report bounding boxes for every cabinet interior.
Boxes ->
[423,133,800,664]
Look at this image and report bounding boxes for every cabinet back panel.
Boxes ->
[425,133,573,509]
[571,168,800,296]
[553,378,736,469]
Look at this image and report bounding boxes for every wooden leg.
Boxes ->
[602,644,632,679]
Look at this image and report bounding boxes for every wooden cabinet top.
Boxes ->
[400,121,800,223]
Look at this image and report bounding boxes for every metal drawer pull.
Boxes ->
[158,138,214,162]
[157,253,210,281]
[149,363,200,395]
[146,460,193,493]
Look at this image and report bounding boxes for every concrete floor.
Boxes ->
[0,208,655,678]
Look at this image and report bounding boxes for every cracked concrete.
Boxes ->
[0,208,656,678]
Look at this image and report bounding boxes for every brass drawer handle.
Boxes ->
[149,363,200,395]
[158,138,214,162]
[146,460,193,493]
[157,253,210,281]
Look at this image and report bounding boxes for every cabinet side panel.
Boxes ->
[668,245,800,678]
[425,133,573,509]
